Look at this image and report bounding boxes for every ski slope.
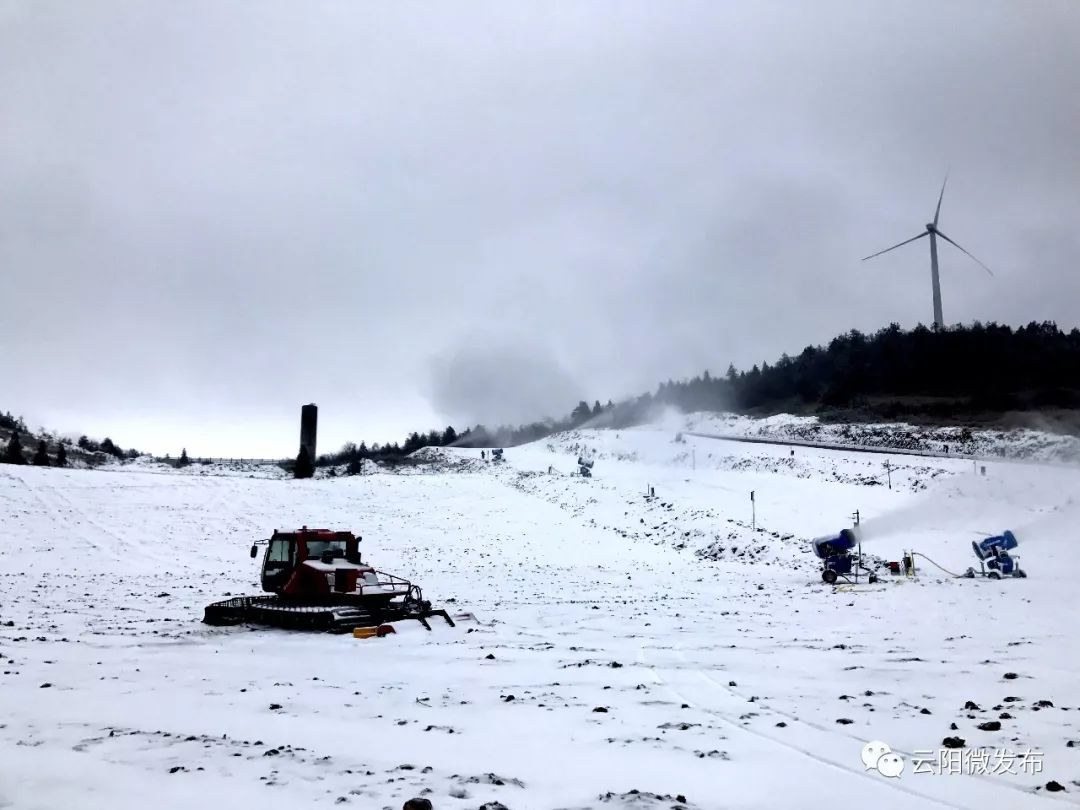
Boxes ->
[2,418,1079,809]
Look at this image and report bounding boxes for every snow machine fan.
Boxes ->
[812,528,877,585]
[969,530,1026,580]
[577,455,594,478]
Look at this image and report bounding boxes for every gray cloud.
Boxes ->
[427,337,582,429]
[2,1,1078,456]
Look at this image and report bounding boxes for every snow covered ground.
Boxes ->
[679,411,1080,462]
[2,417,1079,809]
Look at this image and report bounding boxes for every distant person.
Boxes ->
[481,450,486,460]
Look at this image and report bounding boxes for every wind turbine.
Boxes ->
[863,177,992,329]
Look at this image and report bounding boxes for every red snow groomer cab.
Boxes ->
[203,527,454,632]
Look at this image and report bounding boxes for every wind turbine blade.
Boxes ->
[934,174,948,226]
[936,230,993,276]
[861,231,929,261]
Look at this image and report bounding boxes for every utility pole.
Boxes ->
[751,490,756,531]
[885,460,891,490]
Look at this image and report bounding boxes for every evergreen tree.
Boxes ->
[32,439,50,466]
[2,431,27,465]
[402,432,423,454]
[346,457,362,475]
[294,446,314,479]
[571,401,591,423]
[592,400,602,416]
[100,437,124,458]
[178,448,190,467]
[56,442,68,467]
[442,426,458,446]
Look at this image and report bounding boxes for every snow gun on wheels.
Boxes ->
[813,528,878,585]
[203,527,456,633]
[967,530,1026,580]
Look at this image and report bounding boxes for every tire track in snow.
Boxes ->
[36,478,164,566]
[1,469,65,520]
[678,647,1066,806]
[641,641,1066,808]
[636,643,980,810]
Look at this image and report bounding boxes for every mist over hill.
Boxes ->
[6,321,1079,469]
[320,321,1080,461]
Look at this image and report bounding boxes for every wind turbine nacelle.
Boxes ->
[926,223,937,233]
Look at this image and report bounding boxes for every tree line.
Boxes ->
[8,320,1080,475]
[307,320,1080,474]
[661,320,1080,417]
[2,431,68,467]
[0,410,142,467]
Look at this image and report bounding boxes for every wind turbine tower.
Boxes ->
[863,177,992,329]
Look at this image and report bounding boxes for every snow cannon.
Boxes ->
[812,528,876,584]
[813,529,857,584]
[577,456,594,478]
[970,531,1026,579]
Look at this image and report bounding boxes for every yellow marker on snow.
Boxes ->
[353,625,396,639]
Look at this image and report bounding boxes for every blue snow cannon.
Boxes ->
[971,530,1026,579]
[813,529,859,584]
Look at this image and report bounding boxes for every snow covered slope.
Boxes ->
[680,411,1080,462]
[2,421,1079,810]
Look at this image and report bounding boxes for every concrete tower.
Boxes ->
[300,403,318,463]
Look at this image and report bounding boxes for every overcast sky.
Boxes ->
[2,1,1078,457]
